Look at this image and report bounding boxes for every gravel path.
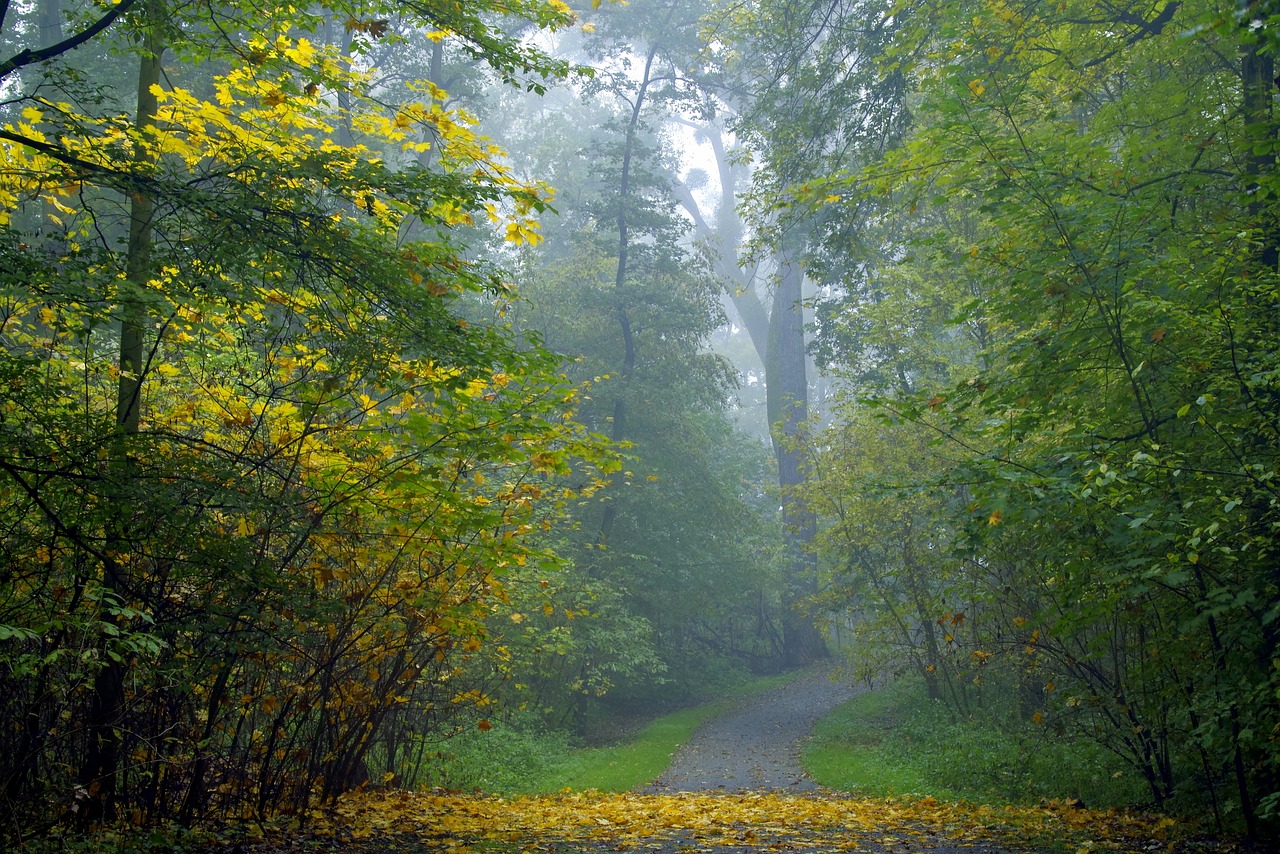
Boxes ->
[643,661,863,794]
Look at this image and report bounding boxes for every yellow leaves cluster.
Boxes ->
[505,220,543,246]
[1,31,549,245]
[331,790,1187,852]
[0,121,54,227]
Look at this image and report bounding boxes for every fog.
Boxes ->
[1,0,1275,836]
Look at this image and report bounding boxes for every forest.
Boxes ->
[0,0,1277,846]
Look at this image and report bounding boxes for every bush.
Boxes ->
[412,717,575,795]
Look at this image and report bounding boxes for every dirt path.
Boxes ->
[644,661,863,794]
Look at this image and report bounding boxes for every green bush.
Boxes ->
[412,717,575,795]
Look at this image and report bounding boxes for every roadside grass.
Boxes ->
[418,668,805,795]
[803,676,1150,809]
[528,702,738,793]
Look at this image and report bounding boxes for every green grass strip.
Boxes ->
[801,681,952,799]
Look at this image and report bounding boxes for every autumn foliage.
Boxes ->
[0,0,611,833]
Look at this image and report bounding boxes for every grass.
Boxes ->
[803,676,1151,809]
[421,669,1151,809]
[418,668,806,795]
[529,702,736,792]
[801,681,947,798]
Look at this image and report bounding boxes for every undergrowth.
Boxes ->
[803,676,1150,809]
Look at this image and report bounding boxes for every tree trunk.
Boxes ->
[598,42,658,544]
[77,28,163,824]
[1241,1,1277,270]
[673,119,825,668]
[39,0,63,46]
[766,251,826,667]
[1236,11,1277,838]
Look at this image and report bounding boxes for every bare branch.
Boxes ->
[0,0,139,81]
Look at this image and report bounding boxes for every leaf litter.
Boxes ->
[214,789,1240,854]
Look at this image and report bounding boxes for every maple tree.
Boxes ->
[0,0,619,832]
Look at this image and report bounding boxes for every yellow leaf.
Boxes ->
[505,221,543,246]
[285,38,316,67]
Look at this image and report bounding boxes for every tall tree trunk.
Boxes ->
[598,41,658,544]
[322,14,357,150]
[39,0,63,46]
[673,122,826,667]
[77,27,163,823]
[766,251,826,667]
[1241,0,1277,271]
[1236,11,1277,837]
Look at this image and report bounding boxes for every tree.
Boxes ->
[678,0,922,666]
[461,0,795,708]
[0,0,615,830]
[782,0,1279,833]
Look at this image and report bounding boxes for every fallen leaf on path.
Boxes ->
[322,789,1208,853]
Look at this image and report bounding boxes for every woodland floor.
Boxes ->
[215,666,1246,854]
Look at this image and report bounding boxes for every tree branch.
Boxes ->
[0,0,139,81]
